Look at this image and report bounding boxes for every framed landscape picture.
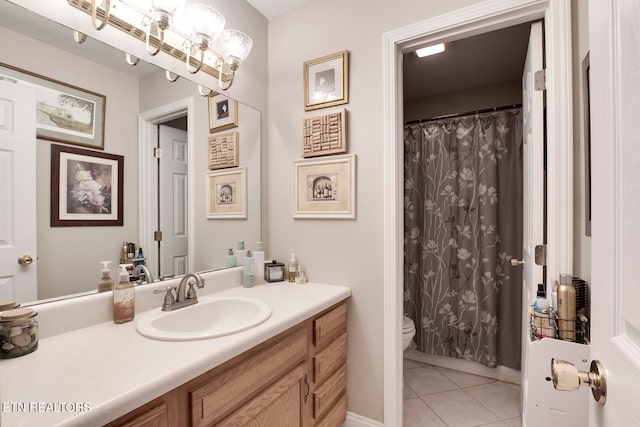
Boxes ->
[0,62,106,149]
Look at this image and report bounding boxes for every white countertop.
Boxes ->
[0,280,351,426]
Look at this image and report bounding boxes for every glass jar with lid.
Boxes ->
[0,307,38,359]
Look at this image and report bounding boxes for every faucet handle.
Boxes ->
[154,286,176,311]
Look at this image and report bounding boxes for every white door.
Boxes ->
[0,80,37,303]
[159,124,188,277]
[588,0,640,424]
[520,20,545,421]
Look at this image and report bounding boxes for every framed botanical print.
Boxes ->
[303,50,349,111]
[51,144,123,226]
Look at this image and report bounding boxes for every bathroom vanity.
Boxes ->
[0,268,350,426]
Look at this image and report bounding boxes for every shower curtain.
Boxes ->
[403,109,523,369]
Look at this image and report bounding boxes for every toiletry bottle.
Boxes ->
[114,264,135,324]
[295,264,307,284]
[243,250,254,288]
[288,253,297,283]
[532,283,551,337]
[236,241,245,265]
[225,248,237,267]
[254,241,265,284]
[98,261,114,293]
[135,247,145,266]
[557,273,576,341]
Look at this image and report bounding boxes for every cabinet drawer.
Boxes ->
[190,327,307,427]
[315,393,346,427]
[313,333,346,384]
[313,303,346,348]
[313,364,346,420]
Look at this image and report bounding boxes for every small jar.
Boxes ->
[0,308,39,359]
[264,260,285,282]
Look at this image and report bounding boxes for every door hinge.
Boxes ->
[535,244,546,266]
[534,69,546,91]
[153,147,162,158]
[154,230,163,242]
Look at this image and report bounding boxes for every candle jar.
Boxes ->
[264,260,285,282]
[0,308,39,359]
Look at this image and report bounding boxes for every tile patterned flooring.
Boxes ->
[403,359,522,427]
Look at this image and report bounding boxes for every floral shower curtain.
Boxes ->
[404,109,523,369]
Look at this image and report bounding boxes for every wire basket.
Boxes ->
[529,309,589,345]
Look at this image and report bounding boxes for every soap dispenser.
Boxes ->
[97,261,114,293]
[243,250,255,288]
[114,264,135,324]
[288,253,297,283]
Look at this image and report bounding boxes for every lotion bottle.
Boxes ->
[114,264,135,324]
[254,242,265,284]
[243,250,254,288]
[557,273,576,341]
[225,248,237,267]
[98,261,114,293]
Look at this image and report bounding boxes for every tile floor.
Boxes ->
[403,359,522,427]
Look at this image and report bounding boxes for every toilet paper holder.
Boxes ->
[550,358,606,404]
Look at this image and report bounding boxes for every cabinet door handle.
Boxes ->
[303,374,309,403]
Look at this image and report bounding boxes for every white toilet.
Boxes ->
[402,316,416,351]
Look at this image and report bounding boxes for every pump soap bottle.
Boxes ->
[114,264,135,324]
[243,250,254,288]
[98,261,114,293]
[288,253,297,283]
[254,241,265,284]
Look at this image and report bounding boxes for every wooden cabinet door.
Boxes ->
[217,363,308,427]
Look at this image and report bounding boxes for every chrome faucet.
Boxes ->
[132,264,154,285]
[153,273,206,311]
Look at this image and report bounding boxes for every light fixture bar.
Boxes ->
[415,43,445,58]
[67,0,232,82]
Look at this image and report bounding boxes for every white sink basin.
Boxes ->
[136,296,272,341]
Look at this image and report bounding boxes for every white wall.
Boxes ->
[267,0,485,421]
[268,0,590,422]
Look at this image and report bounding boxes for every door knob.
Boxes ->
[551,358,606,404]
[510,258,524,267]
[17,255,33,266]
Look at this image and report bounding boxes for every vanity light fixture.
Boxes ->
[415,43,445,58]
[70,0,253,90]
[125,53,140,66]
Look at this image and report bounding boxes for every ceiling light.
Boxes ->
[415,43,445,58]
[69,0,252,91]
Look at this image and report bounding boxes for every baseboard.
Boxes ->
[342,411,384,427]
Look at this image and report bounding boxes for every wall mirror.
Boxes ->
[0,0,262,305]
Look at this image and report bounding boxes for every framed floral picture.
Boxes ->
[206,168,247,219]
[208,93,238,133]
[293,154,356,219]
[51,144,123,227]
[0,62,106,150]
[304,50,349,111]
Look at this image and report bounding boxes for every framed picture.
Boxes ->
[293,154,356,219]
[304,50,349,111]
[208,93,238,133]
[303,109,347,157]
[206,168,247,219]
[208,132,239,170]
[51,144,123,227]
[0,62,106,150]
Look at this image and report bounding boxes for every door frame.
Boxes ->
[139,98,195,278]
[382,0,573,425]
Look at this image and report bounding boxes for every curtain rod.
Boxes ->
[404,103,522,125]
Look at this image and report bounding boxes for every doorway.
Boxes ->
[382,1,574,425]
[139,98,196,281]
